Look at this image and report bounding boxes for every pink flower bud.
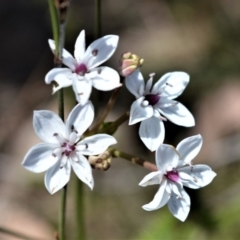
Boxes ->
[119,52,144,77]
[88,151,112,171]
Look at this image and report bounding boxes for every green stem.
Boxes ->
[76,179,85,240]
[95,0,101,38]
[58,1,69,58]
[0,226,42,240]
[58,89,66,240]
[88,86,122,135]
[113,111,129,127]
[57,1,69,236]
[48,0,59,52]
[109,148,158,172]
[97,111,129,135]
[59,185,67,240]
[48,1,69,240]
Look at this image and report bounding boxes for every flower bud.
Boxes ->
[89,151,112,171]
[119,52,144,77]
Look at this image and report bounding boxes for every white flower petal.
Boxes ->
[179,164,217,189]
[48,39,77,70]
[70,154,94,190]
[83,35,119,69]
[33,110,67,144]
[176,134,203,166]
[129,97,153,125]
[77,134,117,155]
[139,171,162,187]
[178,171,194,182]
[65,101,94,137]
[72,77,92,104]
[151,72,176,94]
[139,117,165,152]
[160,102,195,127]
[45,68,73,94]
[152,72,189,99]
[154,98,175,109]
[44,159,71,194]
[168,187,190,222]
[88,67,121,91]
[142,179,170,211]
[153,109,161,118]
[168,181,182,195]
[74,30,86,62]
[156,144,180,173]
[22,143,59,173]
[144,75,153,94]
[125,69,145,98]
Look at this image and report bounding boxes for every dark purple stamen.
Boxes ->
[75,63,88,76]
[165,168,179,182]
[62,142,76,156]
[144,94,160,106]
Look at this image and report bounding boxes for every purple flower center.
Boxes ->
[165,168,179,182]
[144,94,160,106]
[62,142,76,157]
[75,63,88,76]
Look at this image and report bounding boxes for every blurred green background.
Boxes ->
[0,0,240,239]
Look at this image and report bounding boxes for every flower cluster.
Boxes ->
[22,29,216,222]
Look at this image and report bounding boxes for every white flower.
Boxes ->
[45,30,121,104]
[22,101,117,194]
[125,69,195,151]
[139,135,216,222]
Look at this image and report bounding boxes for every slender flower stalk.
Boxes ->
[96,111,130,135]
[58,88,66,240]
[48,0,59,52]
[59,183,67,240]
[88,86,122,135]
[58,0,69,58]
[47,1,69,239]
[76,178,85,240]
[109,148,158,172]
[110,111,129,129]
[58,1,68,237]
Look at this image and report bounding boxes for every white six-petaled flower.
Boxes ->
[139,135,216,222]
[22,101,117,194]
[45,30,121,104]
[125,69,195,151]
